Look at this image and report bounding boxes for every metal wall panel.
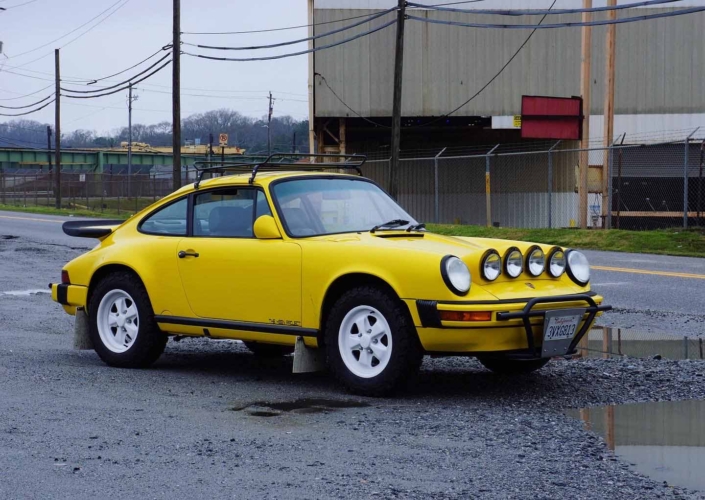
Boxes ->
[313,7,705,117]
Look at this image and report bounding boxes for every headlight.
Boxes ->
[526,247,545,277]
[548,248,566,277]
[566,250,590,285]
[481,250,501,282]
[504,248,523,278]
[441,255,471,295]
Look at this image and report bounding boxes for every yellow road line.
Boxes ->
[593,265,705,280]
[0,214,64,223]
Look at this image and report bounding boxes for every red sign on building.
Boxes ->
[520,95,583,140]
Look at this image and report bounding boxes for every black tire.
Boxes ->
[325,286,423,397]
[88,271,167,368]
[244,342,294,358]
[478,357,550,375]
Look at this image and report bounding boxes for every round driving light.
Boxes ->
[481,251,501,281]
[526,247,545,277]
[567,250,590,285]
[441,255,471,295]
[504,248,523,278]
[548,249,566,278]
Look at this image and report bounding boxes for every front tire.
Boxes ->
[478,357,550,375]
[88,272,167,368]
[325,286,422,396]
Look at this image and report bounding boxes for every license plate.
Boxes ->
[541,309,585,358]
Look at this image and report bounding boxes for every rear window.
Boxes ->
[140,198,188,236]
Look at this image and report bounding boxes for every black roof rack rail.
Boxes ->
[191,153,367,188]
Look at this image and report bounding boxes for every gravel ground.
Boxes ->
[1,219,704,499]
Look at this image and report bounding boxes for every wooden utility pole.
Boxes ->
[267,91,273,155]
[601,0,617,228]
[307,0,315,157]
[579,0,592,229]
[389,0,406,199]
[54,49,61,209]
[172,0,181,190]
[127,83,138,198]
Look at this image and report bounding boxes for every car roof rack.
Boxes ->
[191,153,367,188]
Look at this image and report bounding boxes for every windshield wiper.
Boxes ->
[370,219,410,233]
[406,223,425,232]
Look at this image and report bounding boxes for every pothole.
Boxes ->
[232,398,370,417]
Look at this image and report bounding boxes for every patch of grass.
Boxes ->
[0,203,132,220]
[426,224,705,258]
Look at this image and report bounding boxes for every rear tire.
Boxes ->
[478,357,550,375]
[325,286,422,396]
[88,272,166,368]
[244,342,294,358]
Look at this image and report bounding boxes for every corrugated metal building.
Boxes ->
[309,0,705,153]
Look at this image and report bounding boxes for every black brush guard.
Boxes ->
[494,294,612,359]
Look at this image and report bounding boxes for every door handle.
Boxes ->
[178,250,199,258]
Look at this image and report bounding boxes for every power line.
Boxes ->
[413,0,557,128]
[0,98,54,116]
[4,0,128,62]
[183,8,396,51]
[407,6,705,30]
[1,0,40,9]
[0,83,54,101]
[83,46,172,85]
[60,53,171,94]
[0,93,54,109]
[409,0,681,16]
[183,19,396,62]
[62,59,172,99]
[315,73,389,129]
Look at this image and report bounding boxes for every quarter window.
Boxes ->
[193,189,256,238]
[140,197,188,235]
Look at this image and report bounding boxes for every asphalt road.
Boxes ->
[1,211,704,499]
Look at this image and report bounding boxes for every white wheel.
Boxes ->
[96,289,140,353]
[338,305,393,379]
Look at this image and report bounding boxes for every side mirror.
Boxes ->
[253,215,282,239]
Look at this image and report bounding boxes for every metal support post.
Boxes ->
[485,144,500,227]
[684,128,699,228]
[547,141,561,228]
[605,144,615,229]
[698,139,705,226]
[434,147,446,223]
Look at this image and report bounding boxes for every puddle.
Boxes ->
[232,398,369,417]
[568,400,705,492]
[583,327,704,360]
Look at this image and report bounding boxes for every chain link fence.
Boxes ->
[1,132,704,227]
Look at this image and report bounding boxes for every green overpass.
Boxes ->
[0,147,237,172]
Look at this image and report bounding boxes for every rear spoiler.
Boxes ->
[62,220,125,239]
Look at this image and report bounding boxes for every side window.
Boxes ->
[193,188,256,238]
[255,190,273,219]
[140,198,188,235]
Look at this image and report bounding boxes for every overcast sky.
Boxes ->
[0,0,309,135]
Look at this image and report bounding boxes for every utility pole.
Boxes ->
[292,131,296,153]
[267,91,274,156]
[601,0,617,228]
[208,132,213,162]
[389,0,406,199]
[54,49,61,209]
[47,126,52,196]
[127,83,138,198]
[172,0,181,191]
[579,0,592,229]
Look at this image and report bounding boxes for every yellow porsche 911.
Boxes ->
[51,154,610,396]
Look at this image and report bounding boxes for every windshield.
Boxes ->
[271,178,417,237]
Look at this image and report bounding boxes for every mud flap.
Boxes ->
[292,336,325,373]
[73,307,93,350]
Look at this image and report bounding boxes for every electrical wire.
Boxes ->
[407,6,705,30]
[4,0,128,61]
[183,19,396,62]
[412,0,557,128]
[409,0,681,16]
[83,45,172,85]
[0,98,55,116]
[315,73,389,129]
[60,53,171,94]
[183,8,396,51]
[0,93,54,109]
[0,83,54,101]
[62,59,172,99]
[1,0,39,9]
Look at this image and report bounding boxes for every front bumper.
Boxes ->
[409,293,611,356]
[50,283,88,315]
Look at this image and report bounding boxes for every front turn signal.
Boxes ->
[439,310,492,322]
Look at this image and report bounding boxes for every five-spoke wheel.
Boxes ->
[338,305,392,379]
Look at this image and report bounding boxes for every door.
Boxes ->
[176,187,302,326]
